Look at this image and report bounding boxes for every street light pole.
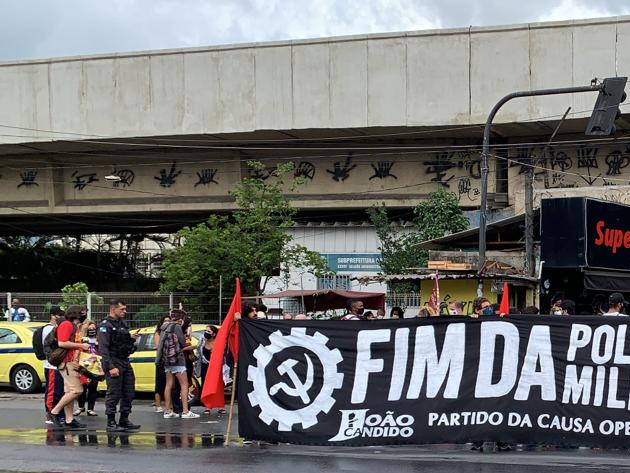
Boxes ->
[478,82,602,279]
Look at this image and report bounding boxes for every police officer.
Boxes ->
[98,299,141,431]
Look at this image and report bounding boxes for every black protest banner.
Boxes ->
[238,316,630,447]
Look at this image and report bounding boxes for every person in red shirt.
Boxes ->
[49,306,90,430]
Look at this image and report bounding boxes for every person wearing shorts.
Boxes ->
[157,310,199,419]
[49,306,90,430]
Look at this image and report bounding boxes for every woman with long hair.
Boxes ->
[74,319,100,416]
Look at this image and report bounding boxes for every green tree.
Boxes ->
[368,188,469,291]
[161,161,330,295]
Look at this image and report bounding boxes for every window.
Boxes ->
[317,275,350,290]
[0,329,21,344]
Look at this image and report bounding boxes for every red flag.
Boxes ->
[427,272,440,315]
[201,278,241,409]
[499,282,509,315]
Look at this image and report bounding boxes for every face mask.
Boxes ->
[448,310,457,315]
[356,308,365,315]
[204,332,214,340]
[79,314,87,323]
[482,307,494,316]
[553,311,562,316]
[87,329,97,337]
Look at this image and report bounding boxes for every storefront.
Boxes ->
[541,197,630,313]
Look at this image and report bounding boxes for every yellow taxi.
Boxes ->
[0,322,46,393]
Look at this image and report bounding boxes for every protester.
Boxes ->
[75,320,100,417]
[243,305,258,320]
[549,294,563,315]
[341,299,364,321]
[43,306,65,425]
[49,306,90,430]
[417,308,430,318]
[390,306,404,319]
[559,299,576,316]
[158,311,199,419]
[295,314,308,320]
[471,297,492,318]
[521,306,540,315]
[376,308,385,319]
[98,299,141,431]
[153,314,171,413]
[363,311,376,320]
[4,298,30,322]
[448,301,465,315]
[195,324,218,415]
[603,293,628,316]
[282,312,293,320]
[257,303,268,319]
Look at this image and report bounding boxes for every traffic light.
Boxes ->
[586,77,627,135]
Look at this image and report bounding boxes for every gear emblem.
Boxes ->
[247,327,344,431]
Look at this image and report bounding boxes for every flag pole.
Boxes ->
[224,362,238,446]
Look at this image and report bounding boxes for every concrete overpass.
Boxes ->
[1,16,630,234]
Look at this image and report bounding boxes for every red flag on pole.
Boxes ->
[499,282,509,315]
[201,278,241,409]
[427,272,440,315]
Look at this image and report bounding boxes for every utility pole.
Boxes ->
[478,82,603,278]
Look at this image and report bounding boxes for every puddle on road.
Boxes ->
[0,428,244,449]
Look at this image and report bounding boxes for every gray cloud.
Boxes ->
[0,0,628,61]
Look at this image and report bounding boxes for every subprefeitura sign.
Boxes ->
[238,317,630,447]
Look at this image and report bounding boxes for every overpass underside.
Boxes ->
[0,117,601,236]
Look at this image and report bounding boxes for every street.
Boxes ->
[1,394,630,473]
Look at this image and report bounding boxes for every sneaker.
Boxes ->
[155,406,164,413]
[203,409,211,415]
[65,419,87,430]
[181,411,200,419]
[50,413,66,430]
[45,413,53,425]
[163,411,180,419]
[217,408,226,414]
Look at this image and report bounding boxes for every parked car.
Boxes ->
[0,322,46,394]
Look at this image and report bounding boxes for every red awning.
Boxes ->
[261,289,385,312]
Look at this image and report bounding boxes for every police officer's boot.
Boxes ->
[118,414,141,431]
[106,414,124,432]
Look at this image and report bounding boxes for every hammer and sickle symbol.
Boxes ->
[269,354,314,403]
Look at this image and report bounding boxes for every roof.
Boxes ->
[417,211,539,250]
[356,271,538,284]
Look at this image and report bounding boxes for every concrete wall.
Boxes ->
[2,16,630,143]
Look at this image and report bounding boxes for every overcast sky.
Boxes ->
[2,0,630,61]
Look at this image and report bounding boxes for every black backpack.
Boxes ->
[43,325,63,361]
[32,324,50,361]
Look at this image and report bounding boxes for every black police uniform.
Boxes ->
[98,316,139,430]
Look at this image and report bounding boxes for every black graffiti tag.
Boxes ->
[195,169,219,187]
[155,162,182,188]
[605,149,630,176]
[18,170,38,188]
[110,168,135,188]
[369,161,397,180]
[327,155,356,182]
[294,162,316,180]
[71,171,99,190]
[424,152,456,187]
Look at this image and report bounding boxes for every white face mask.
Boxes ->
[553,311,562,316]
[448,310,457,315]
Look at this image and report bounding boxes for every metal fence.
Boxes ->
[1,292,234,328]
[2,291,425,325]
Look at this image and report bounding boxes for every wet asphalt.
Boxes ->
[1,393,630,473]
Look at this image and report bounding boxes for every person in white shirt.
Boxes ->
[604,293,629,316]
[43,306,65,424]
[5,299,30,322]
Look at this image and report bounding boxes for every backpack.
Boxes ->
[32,324,50,360]
[44,322,77,367]
[161,325,180,366]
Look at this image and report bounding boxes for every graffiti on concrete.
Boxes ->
[195,169,219,187]
[327,154,356,182]
[155,162,181,188]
